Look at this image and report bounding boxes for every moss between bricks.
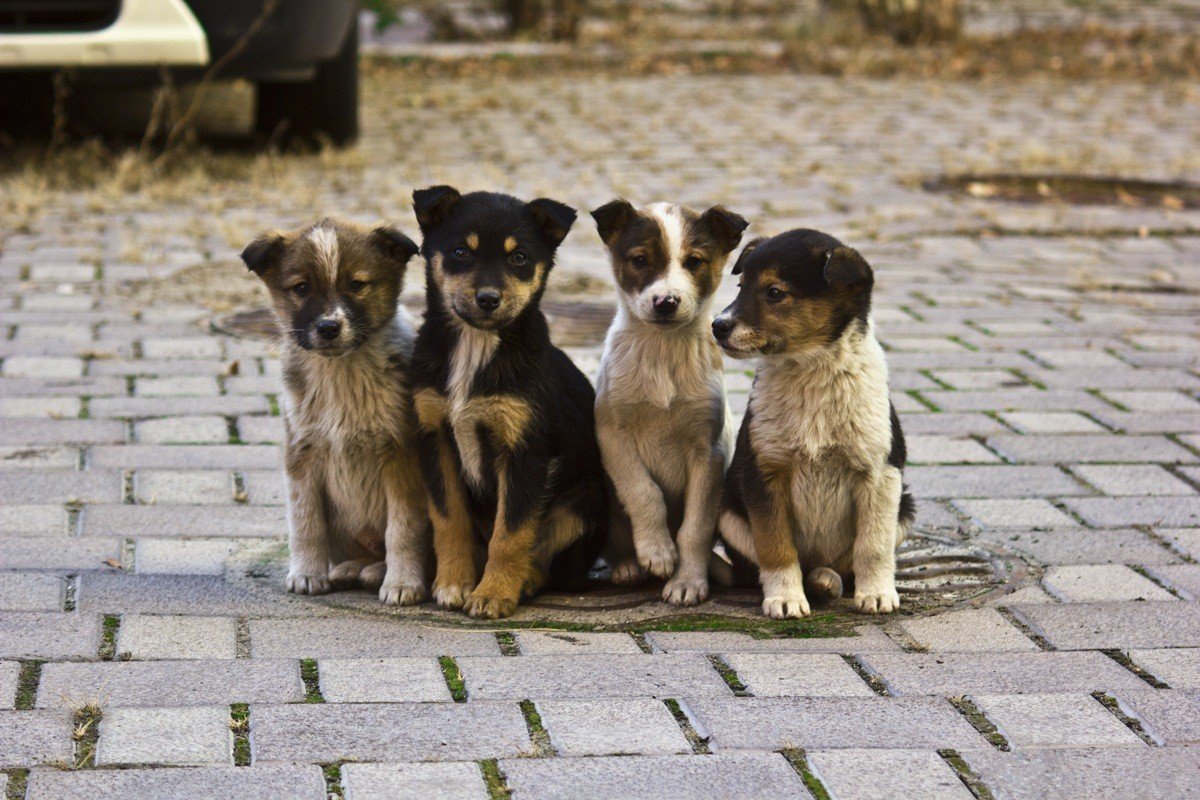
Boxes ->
[938,749,996,800]
[663,699,709,755]
[439,656,467,702]
[15,662,42,711]
[518,700,554,757]
[781,749,831,800]
[322,763,345,800]
[300,659,324,703]
[70,703,102,770]
[230,704,250,766]
[479,759,511,799]
[4,769,29,800]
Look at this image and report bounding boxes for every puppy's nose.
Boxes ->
[315,319,342,340]
[653,295,679,317]
[712,316,735,339]
[475,290,501,312]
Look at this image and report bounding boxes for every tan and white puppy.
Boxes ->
[241,218,431,605]
[591,200,748,605]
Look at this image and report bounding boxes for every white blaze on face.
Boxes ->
[637,202,701,324]
[308,225,340,284]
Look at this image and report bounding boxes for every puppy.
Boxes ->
[241,218,431,605]
[409,186,607,619]
[712,229,915,618]
[591,200,747,605]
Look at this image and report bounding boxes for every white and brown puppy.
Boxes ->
[241,218,431,605]
[591,200,748,605]
[713,229,915,618]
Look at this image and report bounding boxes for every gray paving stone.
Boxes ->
[906,436,1001,464]
[644,626,899,654]
[458,654,732,700]
[318,658,452,703]
[251,619,500,658]
[135,470,233,505]
[808,749,973,800]
[116,615,237,660]
[0,710,74,767]
[721,653,875,697]
[1013,601,1200,649]
[856,651,1148,697]
[0,396,80,418]
[0,536,121,570]
[976,529,1178,565]
[1127,649,1200,689]
[0,505,69,537]
[0,418,128,445]
[24,765,327,799]
[999,412,1108,434]
[920,389,1115,414]
[1115,689,1200,745]
[682,695,984,751]
[141,338,223,360]
[0,376,125,398]
[898,412,1009,436]
[134,538,239,575]
[972,692,1143,748]
[1063,496,1200,527]
[1070,464,1196,496]
[90,395,269,419]
[239,415,286,444]
[2,469,121,504]
[514,631,643,654]
[90,444,280,469]
[251,702,531,763]
[1161,528,1200,559]
[535,698,692,756]
[135,376,220,397]
[341,762,488,800]
[76,573,301,617]
[37,660,303,708]
[1104,390,1200,412]
[0,573,64,611]
[82,504,283,539]
[974,744,1200,798]
[96,706,232,766]
[1095,410,1200,434]
[986,434,1196,464]
[135,415,230,444]
[1,356,83,378]
[899,608,1038,652]
[907,466,1089,499]
[1042,565,1177,603]
[242,470,286,505]
[0,446,79,471]
[501,753,810,800]
[0,611,101,659]
[0,661,16,709]
[952,498,1081,529]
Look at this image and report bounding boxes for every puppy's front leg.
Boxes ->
[380,465,431,606]
[851,467,903,614]
[597,418,676,580]
[663,448,724,605]
[747,470,808,618]
[284,449,332,595]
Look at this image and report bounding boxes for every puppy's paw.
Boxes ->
[637,539,679,580]
[286,572,331,596]
[663,573,709,606]
[433,582,474,609]
[762,592,810,619]
[854,588,901,614]
[359,561,387,590]
[521,569,546,600]
[464,590,518,620]
[611,559,647,586]
[380,579,427,606]
[328,560,367,585]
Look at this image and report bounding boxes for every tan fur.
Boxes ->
[413,388,447,430]
[464,462,540,619]
[428,430,479,609]
[503,236,518,253]
[466,232,479,250]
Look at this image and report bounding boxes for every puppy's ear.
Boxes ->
[730,236,766,276]
[590,199,636,245]
[699,205,749,254]
[241,233,285,276]
[371,226,420,265]
[527,198,577,248]
[823,245,873,289]
[412,185,461,233]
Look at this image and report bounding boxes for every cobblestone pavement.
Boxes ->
[2,69,1200,798]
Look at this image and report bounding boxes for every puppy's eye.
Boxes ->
[348,280,368,293]
[766,286,787,302]
[452,247,470,259]
[510,252,528,266]
[629,254,648,269]
[291,282,309,297]
[684,255,704,270]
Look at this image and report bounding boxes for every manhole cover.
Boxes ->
[925,173,1200,209]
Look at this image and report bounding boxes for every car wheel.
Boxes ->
[255,20,358,147]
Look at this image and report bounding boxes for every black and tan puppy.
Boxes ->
[241,218,430,605]
[712,229,915,618]
[409,186,607,619]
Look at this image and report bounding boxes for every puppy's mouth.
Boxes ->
[450,301,507,331]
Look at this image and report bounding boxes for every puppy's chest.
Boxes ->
[287,358,411,451]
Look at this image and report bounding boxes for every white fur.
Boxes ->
[307,226,340,284]
[447,323,499,489]
[626,203,702,324]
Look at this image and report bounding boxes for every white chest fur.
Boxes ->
[446,325,499,489]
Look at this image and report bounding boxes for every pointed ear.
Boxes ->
[590,199,636,245]
[371,226,420,265]
[527,198,577,248]
[823,245,873,289]
[730,236,766,276]
[411,185,461,233]
[240,233,285,276]
[699,205,749,254]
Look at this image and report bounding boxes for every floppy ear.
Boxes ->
[240,233,285,276]
[823,245,873,289]
[370,226,420,265]
[527,198,577,248]
[411,185,461,233]
[730,236,766,276]
[590,199,636,245]
[699,205,749,254]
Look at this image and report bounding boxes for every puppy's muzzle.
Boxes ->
[315,319,342,341]
[712,315,736,341]
[475,290,502,313]
[653,294,679,319]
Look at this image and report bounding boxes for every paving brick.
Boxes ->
[0,573,64,611]
[856,651,1148,696]
[963,747,1200,800]
[999,412,1108,434]
[242,470,286,505]
[972,692,1143,747]
[76,573,299,617]
[1043,565,1177,603]
[0,396,80,418]
[0,710,74,767]
[135,376,220,397]
[90,396,269,419]
[0,537,121,570]
[1,356,83,378]
[682,695,984,750]
[1143,564,1200,599]
[908,466,1088,498]
[721,653,874,697]
[644,627,899,654]
[0,418,126,446]
[0,504,68,536]
[2,469,121,504]
[920,389,1115,414]
[986,434,1196,464]
[952,498,1081,529]
[458,654,732,700]
[141,338,224,360]
[0,661,17,709]
[0,446,79,471]
[1115,689,1200,744]
[1127,649,1200,689]
[1161,528,1200,559]
[97,706,231,766]
[897,413,1009,436]
[341,762,488,800]
[977,529,1178,565]
[318,658,451,703]
[239,415,286,444]
[116,615,237,660]
[899,608,1038,652]
[83,504,283,539]
[1095,410,1200,434]
[251,619,499,658]
[24,765,326,799]
[251,702,531,763]
[501,753,810,800]
[1070,464,1196,496]
[1063,496,1200,527]
[535,698,692,756]
[90,444,280,470]
[0,376,125,398]
[0,611,101,659]
[1013,601,1200,650]
[906,436,1000,464]
[37,660,303,708]
[135,470,232,505]
[134,538,239,575]
[808,749,973,800]
[135,416,230,444]
[1103,390,1200,412]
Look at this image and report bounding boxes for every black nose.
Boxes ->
[315,319,342,340]
[476,290,501,312]
[712,316,735,339]
[653,295,679,316]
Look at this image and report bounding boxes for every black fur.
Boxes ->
[888,401,917,526]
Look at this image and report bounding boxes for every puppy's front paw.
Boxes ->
[286,572,331,596]
[663,573,709,606]
[637,538,679,580]
[762,592,810,619]
[359,561,387,589]
[464,590,518,620]
[433,581,474,609]
[380,579,427,606]
[611,559,647,586]
[854,588,900,614]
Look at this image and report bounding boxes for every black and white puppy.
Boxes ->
[591,200,747,605]
[242,218,431,605]
[409,186,607,619]
[712,229,915,618]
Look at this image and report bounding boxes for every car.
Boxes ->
[0,0,360,145]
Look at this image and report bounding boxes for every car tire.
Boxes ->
[255,20,358,147]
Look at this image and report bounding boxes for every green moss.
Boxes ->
[322,763,344,799]
[518,700,553,757]
[478,759,511,799]
[230,704,251,766]
[439,656,467,702]
[300,659,324,703]
[495,631,519,655]
[663,698,709,754]
[781,749,831,800]
[14,661,42,711]
[4,769,29,800]
[98,615,120,661]
[707,655,750,696]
